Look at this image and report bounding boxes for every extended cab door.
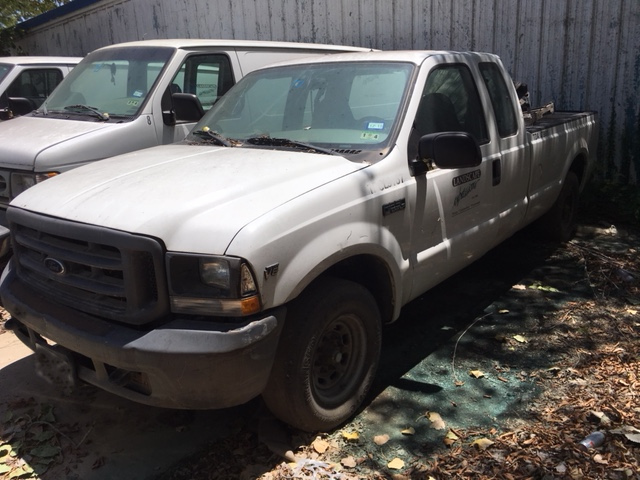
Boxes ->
[477,61,530,240]
[408,61,496,296]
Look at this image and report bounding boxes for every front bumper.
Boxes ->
[1,260,285,409]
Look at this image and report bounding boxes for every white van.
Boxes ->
[0,39,370,235]
[0,56,81,120]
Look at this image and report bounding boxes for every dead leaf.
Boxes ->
[443,430,459,446]
[593,454,608,464]
[498,309,509,314]
[387,457,405,470]
[469,370,485,378]
[312,438,330,454]
[472,438,494,450]
[498,376,509,382]
[373,434,389,445]
[626,309,637,315]
[513,335,528,343]
[342,431,359,441]
[341,456,357,468]
[512,284,526,290]
[401,427,415,435]
[426,411,446,430]
[454,380,465,387]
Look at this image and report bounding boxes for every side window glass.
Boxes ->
[169,54,234,111]
[7,69,63,108]
[479,63,518,137]
[413,64,488,145]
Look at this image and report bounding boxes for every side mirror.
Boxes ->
[172,93,205,122]
[7,97,36,117]
[411,132,481,175]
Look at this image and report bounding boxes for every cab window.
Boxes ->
[479,62,518,137]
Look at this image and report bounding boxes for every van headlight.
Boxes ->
[11,172,58,199]
[167,253,261,316]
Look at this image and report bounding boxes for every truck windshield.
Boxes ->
[190,62,414,155]
[40,46,174,120]
[0,64,12,83]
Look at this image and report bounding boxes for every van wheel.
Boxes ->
[263,278,381,432]
[537,172,580,242]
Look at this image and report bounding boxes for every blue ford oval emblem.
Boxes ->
[44,257,66,275]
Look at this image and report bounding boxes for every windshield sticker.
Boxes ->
[93,63,103,72]
[361,132,380,140]
[366,121,385,130]
[132,90,144,98]
[292,79,305,88]
[127,100,139,106]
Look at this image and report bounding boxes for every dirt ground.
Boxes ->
[1,219,639,480]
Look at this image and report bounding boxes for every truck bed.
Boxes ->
[526,111,597,134]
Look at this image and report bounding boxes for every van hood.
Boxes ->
[0,116,111,168]
[11,144,362,253]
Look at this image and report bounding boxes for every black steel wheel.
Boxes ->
[263,277,381,432]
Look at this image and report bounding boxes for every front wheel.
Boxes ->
[263,278,381,432]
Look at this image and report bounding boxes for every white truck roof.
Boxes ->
[0,56,82,65]
[261,49,499,67]
[92,38,373,53]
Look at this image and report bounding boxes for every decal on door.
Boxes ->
[452,169,481,217]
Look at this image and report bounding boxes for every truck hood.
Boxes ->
[11,144,363,253]
[0,116,111,168]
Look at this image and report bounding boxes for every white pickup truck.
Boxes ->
[1,50,598,432]
[0,56,81,120]
[0,39,369,237]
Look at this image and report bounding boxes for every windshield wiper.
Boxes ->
[191,129,232,147]
[63,104,109,121]
[244,136,337,156]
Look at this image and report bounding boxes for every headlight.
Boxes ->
[167,253,260,316]
[11,172,58,199]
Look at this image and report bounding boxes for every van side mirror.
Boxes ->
[8,97,36,117]
[172,93,205,122]
[411,132,481,176]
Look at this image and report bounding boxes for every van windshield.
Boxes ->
[40,46,174,120]
[190,62,414,159]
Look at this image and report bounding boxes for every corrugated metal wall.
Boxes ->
[14,0,640,183]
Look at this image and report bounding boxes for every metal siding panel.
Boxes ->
[449,0,474,51]
[375,0,394,50]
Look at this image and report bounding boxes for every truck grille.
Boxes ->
[8,208,170,325]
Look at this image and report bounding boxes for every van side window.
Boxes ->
[479,62,518,137]
[409,64,488,160]
[170,55,234,111]
[7,69,64,109]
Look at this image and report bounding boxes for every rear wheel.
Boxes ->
[263,278,381,432]
[536,171,580,241]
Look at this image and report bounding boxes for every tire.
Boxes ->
[537,171,580,242]
[263,278,381,432]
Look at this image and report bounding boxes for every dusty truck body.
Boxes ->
[0,56,81,121]
[1,50,597,432]
[0,39,370,239]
